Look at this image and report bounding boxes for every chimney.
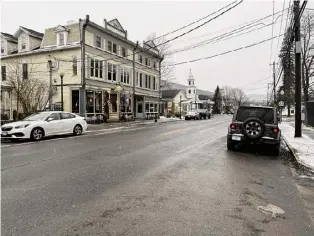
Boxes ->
[103,19,107,29]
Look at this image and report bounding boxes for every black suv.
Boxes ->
[227,106,281,155]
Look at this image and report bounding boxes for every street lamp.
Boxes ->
[59,71,64,111]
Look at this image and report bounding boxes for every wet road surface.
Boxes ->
[1,115,314,236]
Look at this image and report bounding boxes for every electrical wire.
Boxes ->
[145,0,240,43]
[269,0,276,66]
[167,34,284,67]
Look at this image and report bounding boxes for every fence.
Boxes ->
[305,101,314,127]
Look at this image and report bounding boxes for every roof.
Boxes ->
[1,32,18,42]
[20,26,44,38]
[162,89,182,99]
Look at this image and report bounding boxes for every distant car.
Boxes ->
[227,106,281,156]
[185,111,200,120]
[1,111,88,141]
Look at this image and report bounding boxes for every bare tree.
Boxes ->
[232,88,248,107]
[5,57,57,115]
[301,10,314,102]
[146,33,175,82]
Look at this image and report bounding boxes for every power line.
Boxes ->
[166,15,288,56]
[269,0,276,66]
[145,0,240,43]
[167,34,284,67]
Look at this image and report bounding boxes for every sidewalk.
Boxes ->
[87,116,183,131]
[279,121,314,172]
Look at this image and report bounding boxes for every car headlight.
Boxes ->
[15,124,30,129]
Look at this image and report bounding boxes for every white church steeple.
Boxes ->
[186,69,196,99]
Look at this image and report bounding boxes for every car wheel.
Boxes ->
[31,128,44,141]
[243,118,265,139]
[73,125,83,136]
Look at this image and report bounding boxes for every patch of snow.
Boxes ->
[279,123,314,171]
[257,204,285,218]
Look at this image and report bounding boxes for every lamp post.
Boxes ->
[59,71,64,111]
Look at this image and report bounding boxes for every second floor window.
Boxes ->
[22,63,28,79]
[121,47,126,57]
[1,66,6,81]
[145,74,148,89]
[120,68,130,84]
[139,55,143,63]
[136,72,139,86]
[153,77,156,90]
[1,46,5,53]
[108,63,117,81]
[153,61,156,69]
[139,73,143,87]
[148,75,151,89]
[95,35,101,48]
[108,41,112,52]
[21,36,26,50]
[90,59,103,79]
[145,58,148,66]
[112,43,117,54]
[72,56,77,75]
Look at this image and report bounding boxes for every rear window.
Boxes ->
[236,107,274,123]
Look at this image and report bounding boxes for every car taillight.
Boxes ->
[273,127,279,134]
[230,123,236,129]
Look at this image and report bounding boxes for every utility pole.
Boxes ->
[48,59,53,110]
[272,61,276,106]
[79,15,89,118]
[294,0,302,137]
[132,41,139,119]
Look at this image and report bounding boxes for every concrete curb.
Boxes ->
[281,135,314,174]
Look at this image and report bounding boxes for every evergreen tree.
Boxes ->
[279,25,295,117]
[212,86,222,114]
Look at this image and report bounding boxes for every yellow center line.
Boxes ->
[160,128,191,136]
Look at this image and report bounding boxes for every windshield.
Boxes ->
[24,113,48,121]
[236,107,274,123]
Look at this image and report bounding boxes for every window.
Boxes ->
[139,73,143,87]
[139,55,143,63]
[86,90,94,113]
[22,63,28,79]
[108,63,117,81]
[59,33,64,46]
[148,59,151,67]
[112,43,117,54]
[122,47,126,57]
[236,107,274,123]
[153,77,156,90]
[153,61,156,69]
[138,103,143,113]
[61,113,75,119]
[145,58,148,66]
[72,56,77,75]
[189,81,191,85]
[95,91,102,113]
[145,74,148,88]
[110,94,117,112]
[47,113,61,120]
[136,72,139,86]
[148,75,151,89]
[90,59,103,79]
[95,35,101,48]
[107,41,112,52]
[21,36,26,50]
[1,66,6,81]
[188,89,191,94]
[1,46,4,53]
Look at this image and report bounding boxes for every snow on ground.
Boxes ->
[280,123,314,172]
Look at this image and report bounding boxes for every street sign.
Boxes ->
[278,101,284,107]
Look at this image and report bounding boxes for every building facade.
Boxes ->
[1,17,162,122]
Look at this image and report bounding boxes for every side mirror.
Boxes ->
[47,117,54,122]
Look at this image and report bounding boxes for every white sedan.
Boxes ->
[1,111,88,141]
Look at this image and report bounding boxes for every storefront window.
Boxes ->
[154,103,158,112]
[86,90,94,113]
[145,103,149,112]
[95,91,102,113]
[71,90,79,113]
[111,94,117,112]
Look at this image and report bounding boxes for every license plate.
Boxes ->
[2,131,8,136]
[232,135,241,141]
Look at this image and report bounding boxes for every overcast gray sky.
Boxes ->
[2,0,314,100]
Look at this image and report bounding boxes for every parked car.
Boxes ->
[227,106,281,156]
[198,109,211,119]
[0,111,88,141]
[185,111,200,120]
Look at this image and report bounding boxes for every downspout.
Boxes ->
[79,15,89,117]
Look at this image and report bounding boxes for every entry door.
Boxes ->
[136,102,144,118]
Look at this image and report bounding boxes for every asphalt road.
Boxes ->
[2,115,314,236]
